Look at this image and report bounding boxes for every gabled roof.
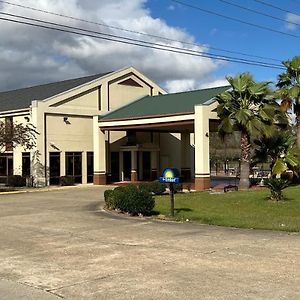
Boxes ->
[100,85,230,121]
[0,72,112,112]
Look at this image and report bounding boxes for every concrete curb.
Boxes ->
[0,184,115,196]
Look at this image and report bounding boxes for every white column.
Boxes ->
[93,116,106,185]
[31,102,47,187]
[131,150,138,181]
[194,105,210,190]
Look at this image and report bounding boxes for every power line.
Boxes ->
[0,0,281,63]
[0,14,285,70]
[218,0,300,28]
[0,11,284,69]
[171,0,300,38]
[253,0,300,18]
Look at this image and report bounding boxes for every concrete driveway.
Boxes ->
[0,186,299,300]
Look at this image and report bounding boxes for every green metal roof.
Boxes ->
[0,72,111,112]
[100,85,230,121]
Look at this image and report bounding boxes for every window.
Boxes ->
[87,152,94,183]
[49,152,60,185]
[65,152,82,183]
[5,117,13,151]
[0,154,13,184]
[126,131,136,146]
[22,153,31,177]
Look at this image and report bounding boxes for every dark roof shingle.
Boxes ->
[100,85,230,121]
[0,72,111,112]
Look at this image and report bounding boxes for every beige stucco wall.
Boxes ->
[52,88,99,111]
[108,75,152,111]
[1,67,166,186]
[159,133,181,173]
[46,114,93,183]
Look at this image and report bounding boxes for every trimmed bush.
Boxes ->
[104,184,155,215]
[7,175,26,187]
[149,180,167,195]
[104,189,115,209]
[60,176,75,186]
[138,182,152,194]
[139,180,166,195]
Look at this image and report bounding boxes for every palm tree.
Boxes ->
[277,56,300,148]
[214,73,283,189]
[253,130,299,176]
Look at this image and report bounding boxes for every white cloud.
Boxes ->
[168,5,175,11]
[199,78,229,89]
[166,77,228,93]
[285,13,300,31]
[0,0,221,91]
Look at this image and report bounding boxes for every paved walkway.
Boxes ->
[0,186,299,299]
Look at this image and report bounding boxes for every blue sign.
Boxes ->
[159,168,181,184]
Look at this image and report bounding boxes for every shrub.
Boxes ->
[60,176,75,186]
[139,182,152,194]
[104,184,155,215]
[139,181,166,195]
[7,175,26,187]
[173,183,182,193]
[250,178,261,186]
[104,189,115,209]
[266,178,289,201]
[150,180,167,195]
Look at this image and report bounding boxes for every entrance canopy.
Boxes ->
[98,86,229,132]
[95,86,230,190]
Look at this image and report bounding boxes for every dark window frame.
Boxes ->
[22,152,31,177]
[65,152,82,183]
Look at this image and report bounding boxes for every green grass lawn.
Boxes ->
[154,185,300,232]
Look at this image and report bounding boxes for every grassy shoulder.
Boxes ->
[154,185,300,232]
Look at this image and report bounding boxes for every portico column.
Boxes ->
[181,132,191,181]
[93,116,107,185]
[131,150,138,181]
[194,106,210,190]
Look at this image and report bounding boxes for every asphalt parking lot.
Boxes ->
[0,186,299,299]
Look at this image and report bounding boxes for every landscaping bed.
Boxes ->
[154,185,300,232]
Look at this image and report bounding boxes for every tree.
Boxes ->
[277,56,300,148]
[0,120,37,153]
[214,73,284,189]
[253,130,299,175]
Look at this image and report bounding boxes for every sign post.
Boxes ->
[159,168,181,217]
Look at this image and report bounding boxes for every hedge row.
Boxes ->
[104,184,155,215]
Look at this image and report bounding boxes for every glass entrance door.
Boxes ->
[123,151,131,181]
[111,152,120,182]
[66,152,82,183]
[142,151,151,181]
[49,152,60,185]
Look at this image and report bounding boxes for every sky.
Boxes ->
[0,0,299,93]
